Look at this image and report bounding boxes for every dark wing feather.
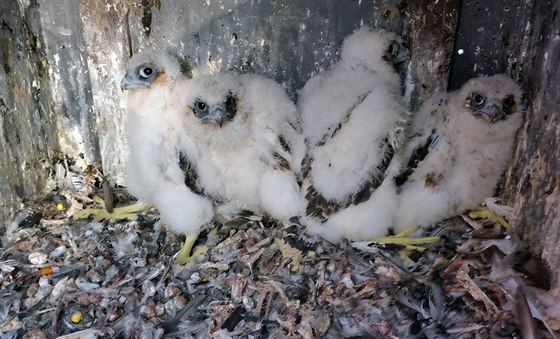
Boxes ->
[177,151,204,196]
[305,138,395,220]
[278,135,291,153]
[352,141,394,204]
[394,132,439,187]
[271,152,292,171]
[315,90,371,147]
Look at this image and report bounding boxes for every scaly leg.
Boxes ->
[175,234,208,265]
[375,226,440,261]
[73,196,150,221]
[468,206,511,230]
[352,226,440,262]
[374,226,440,251]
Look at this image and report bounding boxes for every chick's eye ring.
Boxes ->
[225,96,236,108]
[472,92,485,106]
[503,95,514,108]
[196,101,207,111]
[139,67,153,78]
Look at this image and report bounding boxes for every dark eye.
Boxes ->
[225,95,237,110]
[195,100,207,111]
[472,92,485,106]
[503,95,515,108]
[139,67,153,78]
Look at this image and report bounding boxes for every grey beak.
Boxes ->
[209,105,226,127]
[120,74,132,91]
[482,103,502,122]
[120,72,145,91]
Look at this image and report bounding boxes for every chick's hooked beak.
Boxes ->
[120,72,144,91]
[480,102,504,123]
[209,104,227,128]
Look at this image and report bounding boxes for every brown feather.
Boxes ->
[271,152,292,171]
[424,172,443,189]
[178,151,204,196]
[394,132,437,187]
[305,140,395,220]
[300,154,312,180]
[153,72,167,86]
[315,90,371,147]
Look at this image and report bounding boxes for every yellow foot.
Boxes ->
[353,226,440,262]
[374,226,440,249]
[468,206,511,231]
[274,238,302,272]
[376,226,440,261]
[175,234,208,265]
[73,196,149,221]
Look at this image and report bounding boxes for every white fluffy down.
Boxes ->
[393,74,524,229]
[124,50,183,202]
[123,49,216,237]
[300,26,407,204]
[393,186,453,232]
[299,26,409,242]
[304,161,401,243]
[259,170,305,221]
[309,86,405,202]
[152,182,214,235]
[175,73,305,221]
[299,26,401,148]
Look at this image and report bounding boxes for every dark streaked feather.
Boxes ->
[305,141,395,220]
[177,151,204,196]
[353,142,394,204]
[271,152,292,171]
[394,132,439,187]
[278,135,291,154]
[300,153,313,181]
[305,186,340,220]
[315,90,372,147]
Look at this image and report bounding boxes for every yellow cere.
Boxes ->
[71,311,82,323]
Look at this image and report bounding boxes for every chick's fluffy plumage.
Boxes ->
[122,49,213,239]
[393,74,524,229]
[299,26,409,242]
[174,73,306,222]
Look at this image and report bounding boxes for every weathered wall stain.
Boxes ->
[449,0,523,90]
[405,0,460,110]
[503,0,560,294]
[0,0,56,224]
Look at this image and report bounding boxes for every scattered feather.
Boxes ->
[0,189,557,338]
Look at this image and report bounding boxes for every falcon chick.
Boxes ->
[74,49,184,222]
[393,74,524,230]
[121,48,182,203]
[121,49,214,264]
[298,26,409,243]
[174,72,306,224]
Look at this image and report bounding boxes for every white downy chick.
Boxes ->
[299,26,409,242]
[174,72,306,223]
[393,74,524,230]
[121,49,214,264]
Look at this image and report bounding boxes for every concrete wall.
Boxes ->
[0,1,56,224]
[503,0,560,294]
